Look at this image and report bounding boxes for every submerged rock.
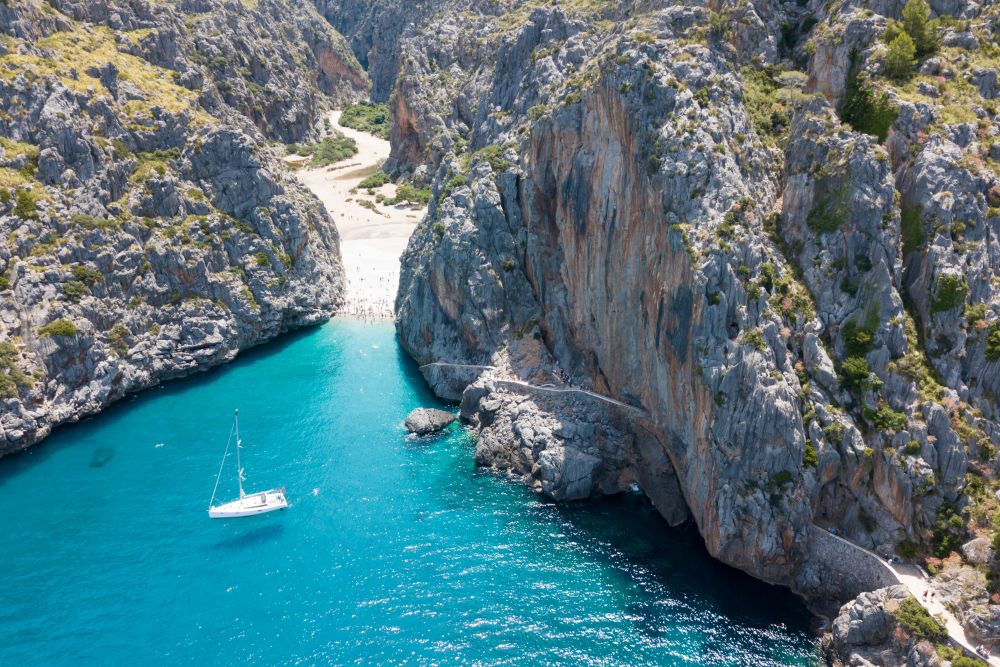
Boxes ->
[404,408,456,435]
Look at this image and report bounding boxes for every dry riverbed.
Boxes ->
[289,110,425,319]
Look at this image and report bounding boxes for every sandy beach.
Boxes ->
[291,111,424,319]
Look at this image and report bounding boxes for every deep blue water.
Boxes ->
[0,319,819,665]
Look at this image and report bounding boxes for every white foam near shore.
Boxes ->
[291,110,424,319]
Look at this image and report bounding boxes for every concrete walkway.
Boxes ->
[496,378,647,416]
[890,562,999,665]
[819,527,998,665]
[417,362,646,415]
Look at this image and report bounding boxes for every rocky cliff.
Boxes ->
[311,0,444,103]
[0,0,368,455]
[389,0,1000,641]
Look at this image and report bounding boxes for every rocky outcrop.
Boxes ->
[931,558,1000,647]
[0,0,363,455]
[823,585,941,667]
[404,407,456,435]
[466,374,689,523]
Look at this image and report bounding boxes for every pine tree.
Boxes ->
[13,189,37,220]
[885,33,917,80]
[901,0,937,57]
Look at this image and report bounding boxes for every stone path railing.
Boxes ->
[814,525,998,665]
[419,362,498,371]
[417,363,648,417]
[494,379,649,418]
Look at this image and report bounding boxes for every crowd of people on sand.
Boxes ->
[339,296,394,320]
[338,275,396,320]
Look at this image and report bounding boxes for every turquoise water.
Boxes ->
[0,319,818,666]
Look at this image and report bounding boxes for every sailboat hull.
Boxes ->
[208,489,287,519]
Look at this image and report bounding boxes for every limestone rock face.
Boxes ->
[0,0,361,455]
[311,0,444,103]
[396,2,823,588]
[390,0,1000,608]
[404,408,456,435]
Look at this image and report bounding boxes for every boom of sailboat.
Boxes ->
[208,410,288,519]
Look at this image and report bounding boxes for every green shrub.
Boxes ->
[766,470,794,491]
[310,133,358,166]
[445,174,468,191]
[0,340,32,399]
[931,504,966,557]
[842,312,879,357]
[39,318,77,337]
[527,104,547,120]
[803,441,819,468]
[965,303,987,326]
[63,280,88,302]
[930,274,967,313]
[388,183,432,206]
[255,251,269,267]
[472,145,510,172]
[742,329,767,352]
[900,204,925,254]
[895,538,918,559]
[108,323,129,356]
[893,597,947,643]
[807,180,852,234]
[339,103,390,139]
[839,52,898,141]
[872,403,907,431]
[884,33,916,80]
[986,324,1000,362]
[358,169,390,189]
[71,264,103,286]
[904,439,922,455]
[842,355,875,391]
[13,189,38,219]
[741,67,793,145]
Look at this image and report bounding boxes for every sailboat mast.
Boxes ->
[235,409,245,499]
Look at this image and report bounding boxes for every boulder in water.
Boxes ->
[405,408,456,435]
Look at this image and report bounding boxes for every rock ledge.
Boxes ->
[404,408,456,435]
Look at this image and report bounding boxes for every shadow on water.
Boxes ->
[0,324,328,481]
[543,493,814,635]
[392,330,459,409]
[88,446,115,468]
[210,522,286,551]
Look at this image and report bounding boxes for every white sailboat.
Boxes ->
[208,410,287,519]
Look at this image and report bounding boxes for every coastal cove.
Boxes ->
[0,318,818,666]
